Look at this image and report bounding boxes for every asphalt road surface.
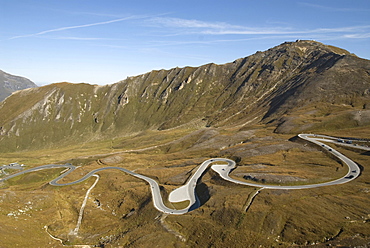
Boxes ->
[0,134,366,214]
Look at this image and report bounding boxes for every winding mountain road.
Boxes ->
[211,134,362,189]
[0,134,367,215]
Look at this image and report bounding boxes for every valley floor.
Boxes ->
[0,127,370,247]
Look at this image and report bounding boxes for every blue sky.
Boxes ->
[1,0,369,85]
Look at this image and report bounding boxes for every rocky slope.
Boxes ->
[0,40,369,151]
[1,40,370,248]
[0,70,37,102]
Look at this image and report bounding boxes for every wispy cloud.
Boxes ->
[68,11,125,18]
[310,25,370,34]
[9,16,141,40]
[150,17,240,29]
[13,13,368,46]
[148,17,370,38]
[299,2,370,12]
[148,17,295,35]
[48,36,110,41]
[343,33,370,39]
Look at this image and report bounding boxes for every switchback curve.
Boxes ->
[0,134,366,214]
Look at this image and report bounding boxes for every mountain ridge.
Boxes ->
[1,40,370,247]
[0,70,37,102]
[0,40,369,152]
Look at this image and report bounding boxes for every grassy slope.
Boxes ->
[0,123,369,247]
[1,41,369,153]
[0,41,369,247]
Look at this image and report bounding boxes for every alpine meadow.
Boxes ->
[0,40,370,247]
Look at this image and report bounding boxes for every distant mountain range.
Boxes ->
[0,70,37,102]
[0,40,369,151]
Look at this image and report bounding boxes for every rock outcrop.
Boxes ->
[0,40,369,151]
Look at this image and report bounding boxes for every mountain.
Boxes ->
[0,70,37,102]
[1,40,370,247]
[0,40,369,152]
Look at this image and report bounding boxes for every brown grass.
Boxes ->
[0,126,369,247]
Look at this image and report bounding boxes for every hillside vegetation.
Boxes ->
[0,40,369,152]
[0,40,369,247]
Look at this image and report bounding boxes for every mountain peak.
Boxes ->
[0,41,368,151]
[274,40,352,56]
